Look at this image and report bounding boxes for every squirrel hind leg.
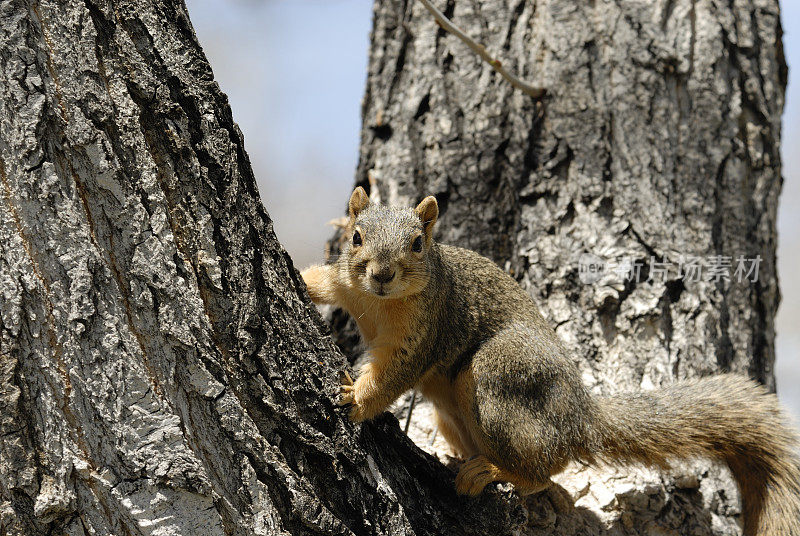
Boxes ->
[435,409,478,460]
[454,455,551,497]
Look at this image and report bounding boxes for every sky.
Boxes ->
[184,0,799,420]
[184,0,370,265]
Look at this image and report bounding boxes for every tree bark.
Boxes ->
[0,0,787,535]
[348,0,786,534]
[0,1,521,535]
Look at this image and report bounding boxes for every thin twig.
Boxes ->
[416,0,545,98]
[404,390,417,434]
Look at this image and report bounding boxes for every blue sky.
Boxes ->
[185,0,370,260]
[774,2,800,421]
[186,0,799,419]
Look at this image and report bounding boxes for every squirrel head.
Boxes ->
[341,187,438,299]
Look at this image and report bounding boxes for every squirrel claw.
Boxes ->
[455,455,498,496]
[338,386,354,406]
[337,370,356,406]
[342,370,354,385]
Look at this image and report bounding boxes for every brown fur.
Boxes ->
[301,189,800,535]
[596,376,800,536]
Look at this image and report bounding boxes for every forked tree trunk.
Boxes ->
[0,1,516,535]
[347,0,786,533]
[0,1,786,536]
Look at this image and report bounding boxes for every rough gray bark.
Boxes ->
[345,0,787,534]
[0,1,526,535]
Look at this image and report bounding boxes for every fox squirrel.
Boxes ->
[301,187,800,536]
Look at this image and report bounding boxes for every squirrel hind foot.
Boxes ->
[454,455,551,497]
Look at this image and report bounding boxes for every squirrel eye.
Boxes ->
[352,230,362,247]
[412,235,423,252]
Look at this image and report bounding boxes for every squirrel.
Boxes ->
[301,187,800,536]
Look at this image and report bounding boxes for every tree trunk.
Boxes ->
[0,1,521,535]
[348,0,787,533]
[0,0,787,535]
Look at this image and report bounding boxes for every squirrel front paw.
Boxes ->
[337,367,383,422]
[300,265,336,305]
[337,371,359,419]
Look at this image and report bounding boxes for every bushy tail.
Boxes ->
[595,374,800,536]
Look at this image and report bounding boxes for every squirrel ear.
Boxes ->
[415,196,439,236]
[348,187,370,220]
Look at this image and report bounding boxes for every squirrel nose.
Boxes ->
[371,268,396,284]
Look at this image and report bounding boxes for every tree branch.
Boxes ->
[416,0,546,98]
